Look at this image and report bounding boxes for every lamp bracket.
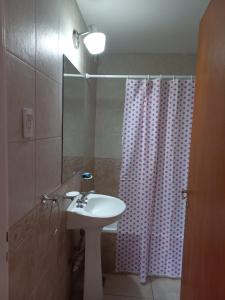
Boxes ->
[73,29,90,49]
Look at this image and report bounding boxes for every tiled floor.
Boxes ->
[103,274,181,300]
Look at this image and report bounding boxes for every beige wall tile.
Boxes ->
[8,191,73,300]
[94,158,121,197]
[36,0,60,82]
[9,208,37,252]
[35,138,61,201]
[6,53,35,142]
[8,141,35,226]
[63,156,84,182]
[9,235,38,300]
[7,157,93,300]
[5,0,35,66]
[36,72,60,139]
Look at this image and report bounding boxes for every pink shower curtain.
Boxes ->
[116,79,195,282]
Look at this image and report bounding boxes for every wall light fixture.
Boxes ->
[73,25,106,55]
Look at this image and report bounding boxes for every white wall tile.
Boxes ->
[36,0,60,81]
[36,72,60,139]
[6,53,35,142]
[5,0,35,66]
[8,141,35,226]
[5,0,96,228]
[59,0,91,74]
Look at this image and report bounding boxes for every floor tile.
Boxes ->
[103,274,153,299]
[151,277,181,300]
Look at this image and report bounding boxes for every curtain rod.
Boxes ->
[64,73,195,80]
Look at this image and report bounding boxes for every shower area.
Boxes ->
[64,53,196,299]
[94,53,196,299]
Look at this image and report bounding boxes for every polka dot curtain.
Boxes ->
[116,79,195,283]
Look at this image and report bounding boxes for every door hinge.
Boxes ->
[6,231,8,243]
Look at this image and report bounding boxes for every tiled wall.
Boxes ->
[8,185,74,300]
[63,156,84,182]
[94,158,121,197]
[3,0,97,299]
[8,168,95,300]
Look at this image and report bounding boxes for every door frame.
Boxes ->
[0,0,8,299]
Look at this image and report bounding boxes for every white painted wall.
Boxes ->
[77,0,209,53]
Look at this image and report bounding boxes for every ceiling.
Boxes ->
[76,0,209,54]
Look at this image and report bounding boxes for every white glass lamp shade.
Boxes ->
[83,32,106,55]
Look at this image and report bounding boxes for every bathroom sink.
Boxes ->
[67,194,126,229]
[67,193,126,300]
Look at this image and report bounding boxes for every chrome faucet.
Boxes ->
[80,190,95,203]
[76,190,95,208]
[76,172,95,208]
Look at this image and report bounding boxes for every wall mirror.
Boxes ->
[62,55,85,182]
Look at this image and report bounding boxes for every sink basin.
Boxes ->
[67,194,126,229]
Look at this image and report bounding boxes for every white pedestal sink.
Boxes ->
[66,194,126,300]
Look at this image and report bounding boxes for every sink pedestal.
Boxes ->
[84,228,103,300]
[66,194,126,300]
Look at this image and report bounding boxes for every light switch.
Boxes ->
[22,108,34,139]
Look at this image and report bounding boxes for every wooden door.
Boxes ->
[181,0,225,299]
